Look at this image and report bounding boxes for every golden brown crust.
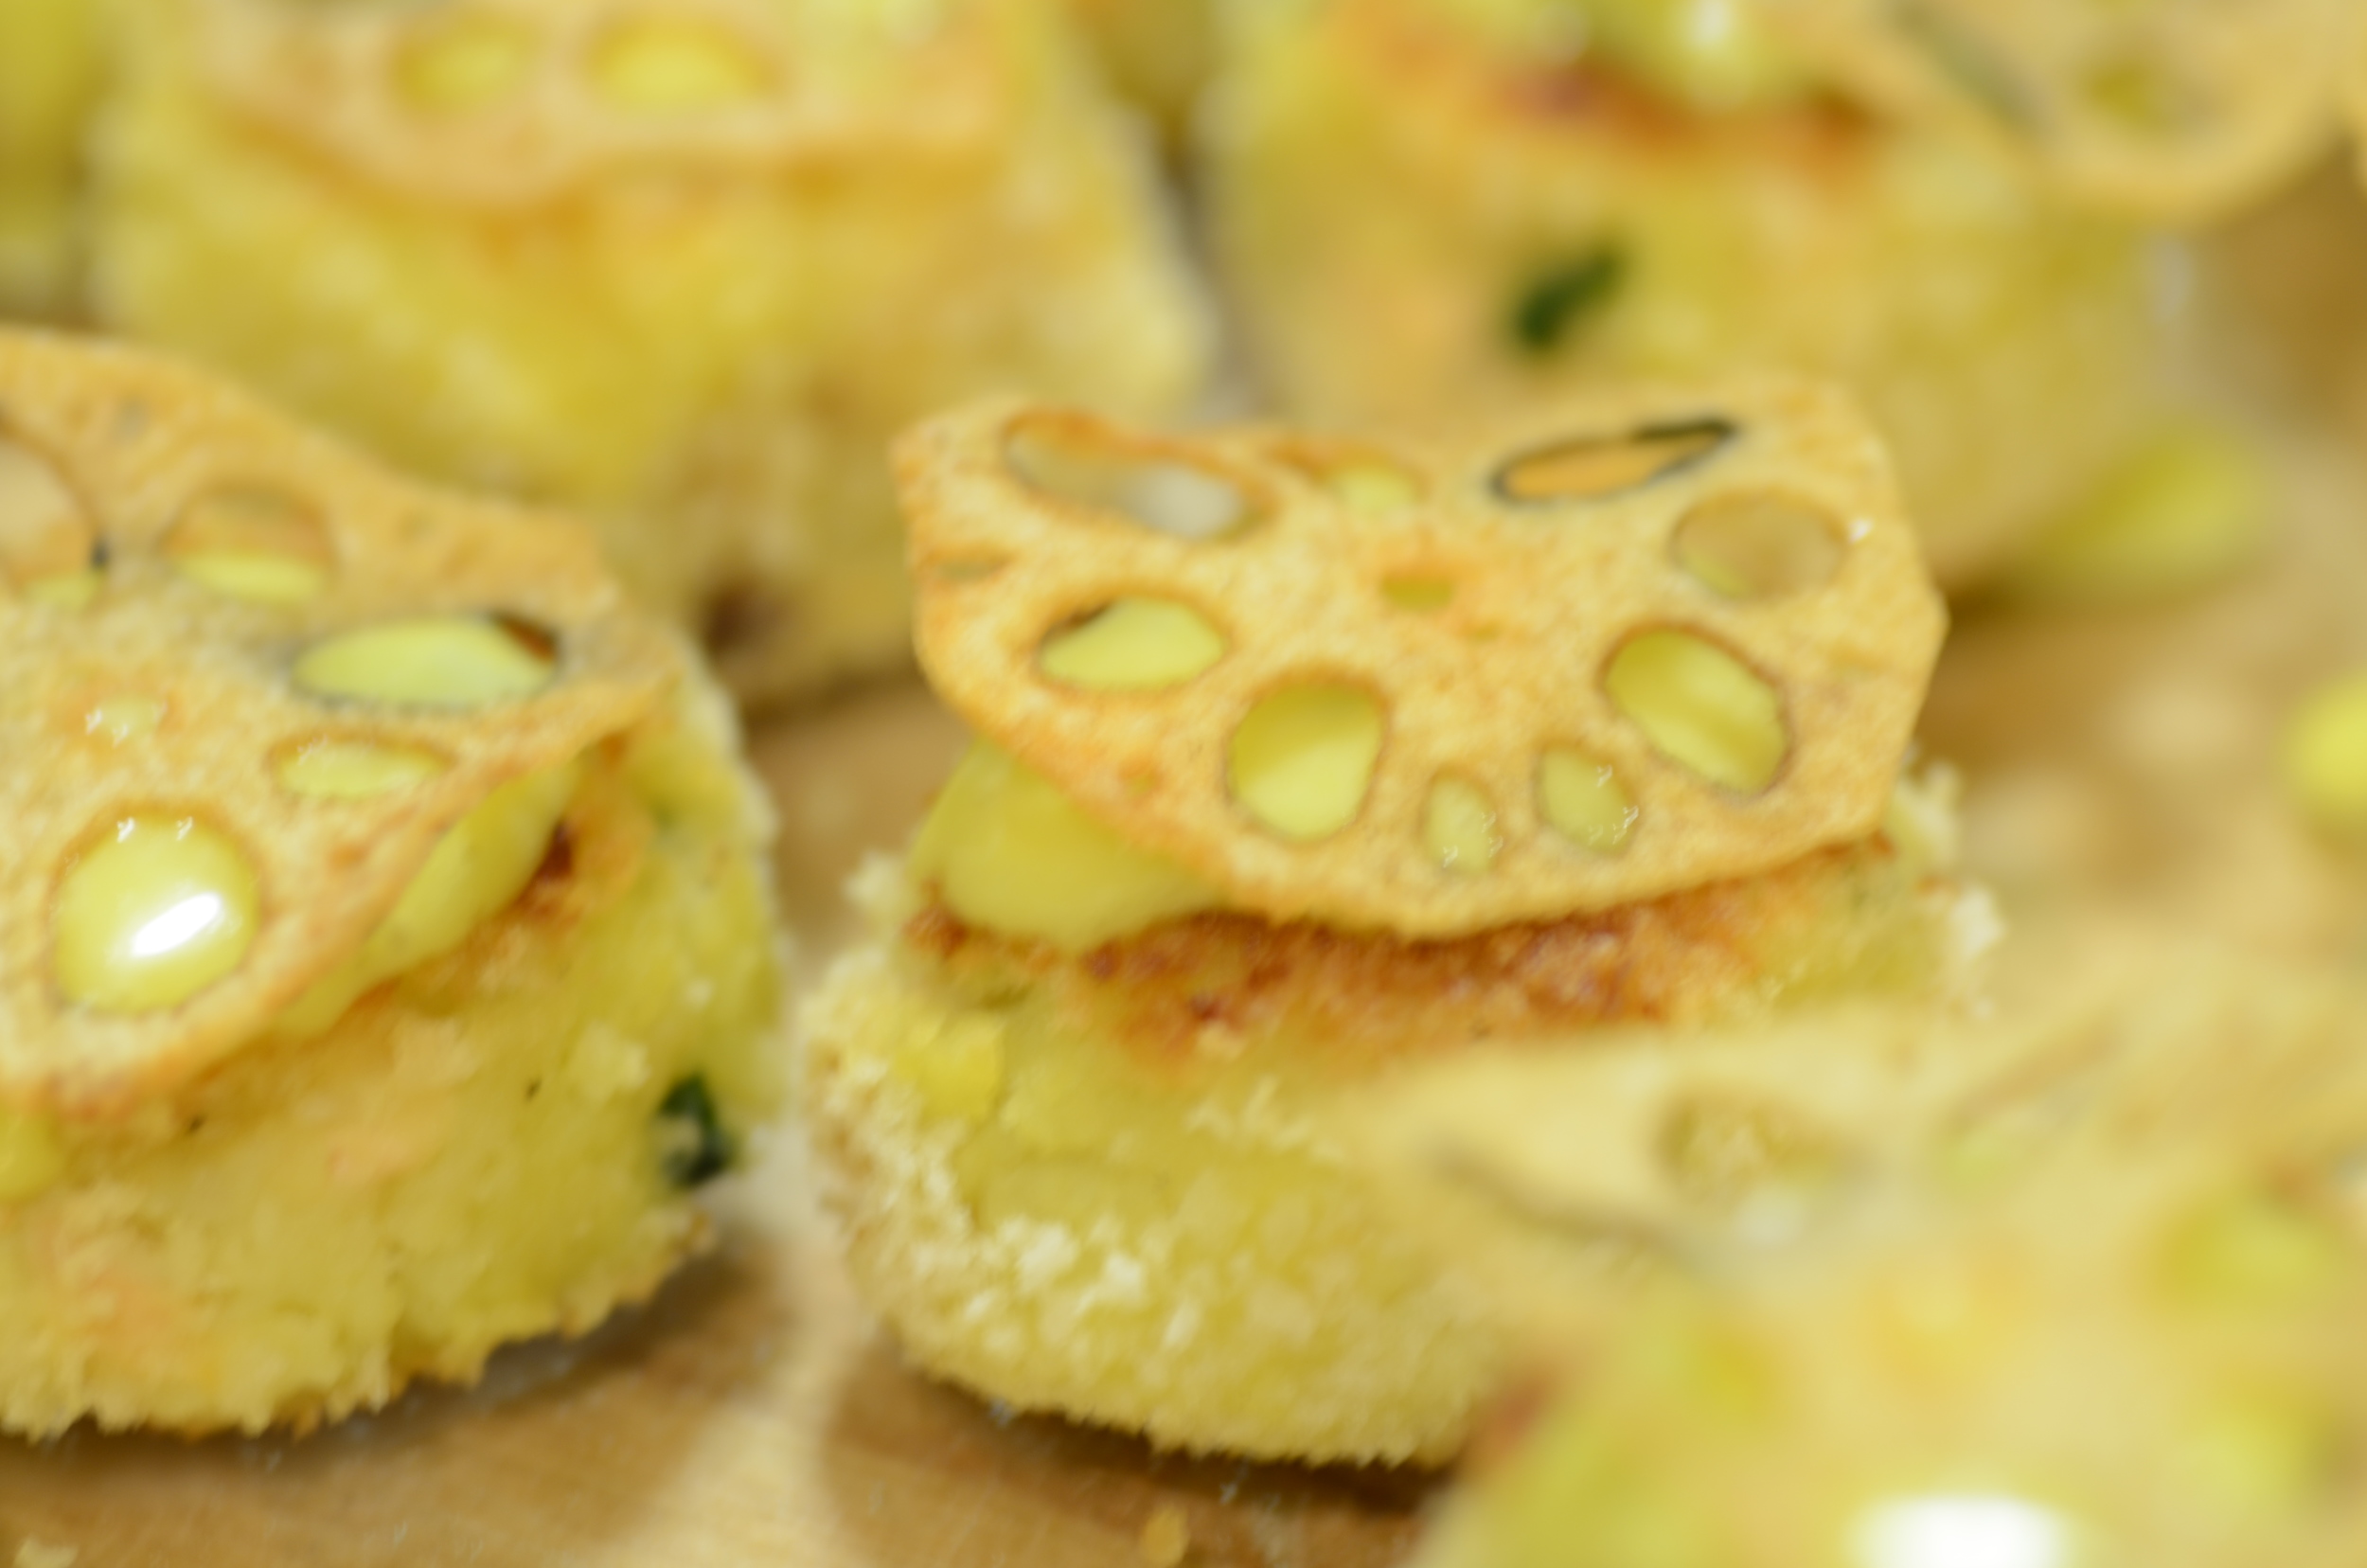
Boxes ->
[899,384,1944,938]
[0,329,679,1117]
[905,839,1916,1071]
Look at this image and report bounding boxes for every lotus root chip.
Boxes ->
[0,330,676,1115]
[896,380,1946,937]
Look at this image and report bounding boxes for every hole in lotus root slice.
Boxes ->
[275,738,452,801]
[1229,684,1387,844]
[1424,775,1502,877]
[1538,749,1638,857]
[397,9,541,115]
[898,383,1942,936]
[1771,0,2347,223]
[52,814,262,1016]
[1006,414,1262,542]
[294,614,561,709]
[1605,631,1791,796]
[1494,419,1735,507]
[0,433,99,608]
[586,12,774,112]
[1266,439,1427,516]
[1674,492,1847,602]
[164,485,334,606]
[1038,599,1227,694]
[0,331,680,1115]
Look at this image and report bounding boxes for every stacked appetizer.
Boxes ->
[802,379,1989,1461]
[0,330,783,1435]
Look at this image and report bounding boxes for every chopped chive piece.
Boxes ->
[1510,247,1628,356]
[656,1074,735,1188]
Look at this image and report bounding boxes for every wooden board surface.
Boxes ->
[8,415,2367,1567]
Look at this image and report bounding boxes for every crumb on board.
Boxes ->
[1139,1505,1192,1568]
[15,1541,78,1568]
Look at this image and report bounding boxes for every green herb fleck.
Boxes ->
[1510,247,1628,356]
[657,1075,735,1189]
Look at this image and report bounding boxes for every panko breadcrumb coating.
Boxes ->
[90,0,1213,707]
[800,387,1989,1463]
[0,330,783,1435]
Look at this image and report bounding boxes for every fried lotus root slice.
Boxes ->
[1768,0,2348,223]
[187,0,998,207]
[899,381,1945,938]
[0,330,675,1115]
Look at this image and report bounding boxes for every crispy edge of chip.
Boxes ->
[897,379,1946,938]
[169,0,1018,209]
[0,327,681,1119]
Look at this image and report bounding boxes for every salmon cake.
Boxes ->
[1383,954,2367,1568]
[1200,0,2319,587]
[89,0,1213,706]
[799,381,1992,1463]
[0,330,783,1435]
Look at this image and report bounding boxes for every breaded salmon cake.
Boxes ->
[1201,0,2287,588]
[800,383,1991,1463]
[0,0,104,318]
[89,0,1212,706]
[1379,953,2367,1568]
[0,331,783,1435]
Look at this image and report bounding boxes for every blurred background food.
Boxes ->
[83,0,1214,707]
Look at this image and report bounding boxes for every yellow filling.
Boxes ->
[1538,749,1637,853]
[53,817,262,1014]
[919,731,1950,953]
[276,738,449,801]
[1228,685,1387,843]
[1039,598,1227,692]
[1426,775,1504,875]
[276,761,581,1039]
[294,616,557,709]
[173,551,329,606]
[911,744,1220,953]
[1605,631,1788,794]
